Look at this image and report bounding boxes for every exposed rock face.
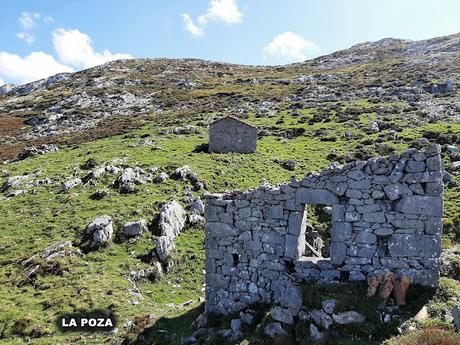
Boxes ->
[122,219,147,236]
[158,200,186,238]
[333,311,366,324]
[204,145,443,315]
[264,322,287,338]
[155,236,176,262]
[61,178,82,191]
[153,201,186,263]
[22,241,81,266]
[1,175,29,192]
[16,144,59,161]
[86,215,113,247]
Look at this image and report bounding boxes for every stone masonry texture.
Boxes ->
[204,145,444,315]
[208,116,257,154]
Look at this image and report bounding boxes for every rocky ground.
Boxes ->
[0,33,459,345]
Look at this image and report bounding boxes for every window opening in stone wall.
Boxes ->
[303,204,332,259]
[377,236,391,257]
[232,252,240,266]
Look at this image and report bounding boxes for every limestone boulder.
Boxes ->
[155,236,176,262]
[159,200,186,239]
[86,215,113,247]
[122,219,147,236]
[333,311,366,324]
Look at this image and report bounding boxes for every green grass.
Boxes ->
[0,102,459,344]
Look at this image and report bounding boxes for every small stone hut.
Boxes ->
[204,144,444,315]
[208,116,257,153]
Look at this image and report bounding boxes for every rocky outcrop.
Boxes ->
[153,201,186,263]
[86,215,114,247]
[158,200,186,238]
[61,178,82,191]
[15,144,59,161]
[122,219,147,237]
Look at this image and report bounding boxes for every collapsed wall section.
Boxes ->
[205,144,444,315]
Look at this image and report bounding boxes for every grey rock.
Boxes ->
[310,309,334,329]
[389,234,441,258]
[283,160,296,171]
[395,195,443,216]
[181,336,197,345]
[333,311,366,324]
[356,231,377,244]
[190,198,205,215]
[159,200,186,239]
[322,206,333,215]
[371,190,385,199]
[206,222,240,237]
[331,222,352,242]
[264,322,287,338]
[296,188,339,204]
[122,219,147,236]
[330,242,347,265]
[230,318,242,332]
[383,184,404,201]
[155,236,175,262]
[309,324,324,341]
[322,299,337,314]
[156,172,169,182]
[240,312,254,325]
[62,178,82,191]
[406,160,426,173]
[16,144,59,161]
[271,306,295,324]
[347,170,365,180]
[1,175,28,192]
[452,306,460,331]
[86,215,113,247]
[188,214,205,224]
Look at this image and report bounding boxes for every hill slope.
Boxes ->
[0,33,459,345]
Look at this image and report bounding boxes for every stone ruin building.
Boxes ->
[204,144,444,316]
[208,116,257,154]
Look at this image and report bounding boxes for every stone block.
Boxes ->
[425,217,442,235]
[426,156,442,171]
[295,188,338,205]
[389,234,441,258]
[356,231,377,244]
[285,234,303,259]
[206,222,240,237]
[362,212,386,223]
[406,160,426,173]
[383,184,403,201]
[331,222,352,242]
[330,242,347,265]
[265,205,284,219]
[395,196,443,216]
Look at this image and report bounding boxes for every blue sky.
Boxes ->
[1,0,460,85]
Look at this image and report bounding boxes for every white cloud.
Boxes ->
[0,51,74,84]
[183,0,242,37]
[199,0,242,24]
[43,16,55,24]
[52,28,132,69]
[16,32,35,45]
[19,12,40,30]
[0,78,5,86]
[263,31,320,63]
[182,14,204,37]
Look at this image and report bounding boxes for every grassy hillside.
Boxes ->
[0,34,460,344]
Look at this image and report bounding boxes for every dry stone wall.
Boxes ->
[204,144,444,315]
